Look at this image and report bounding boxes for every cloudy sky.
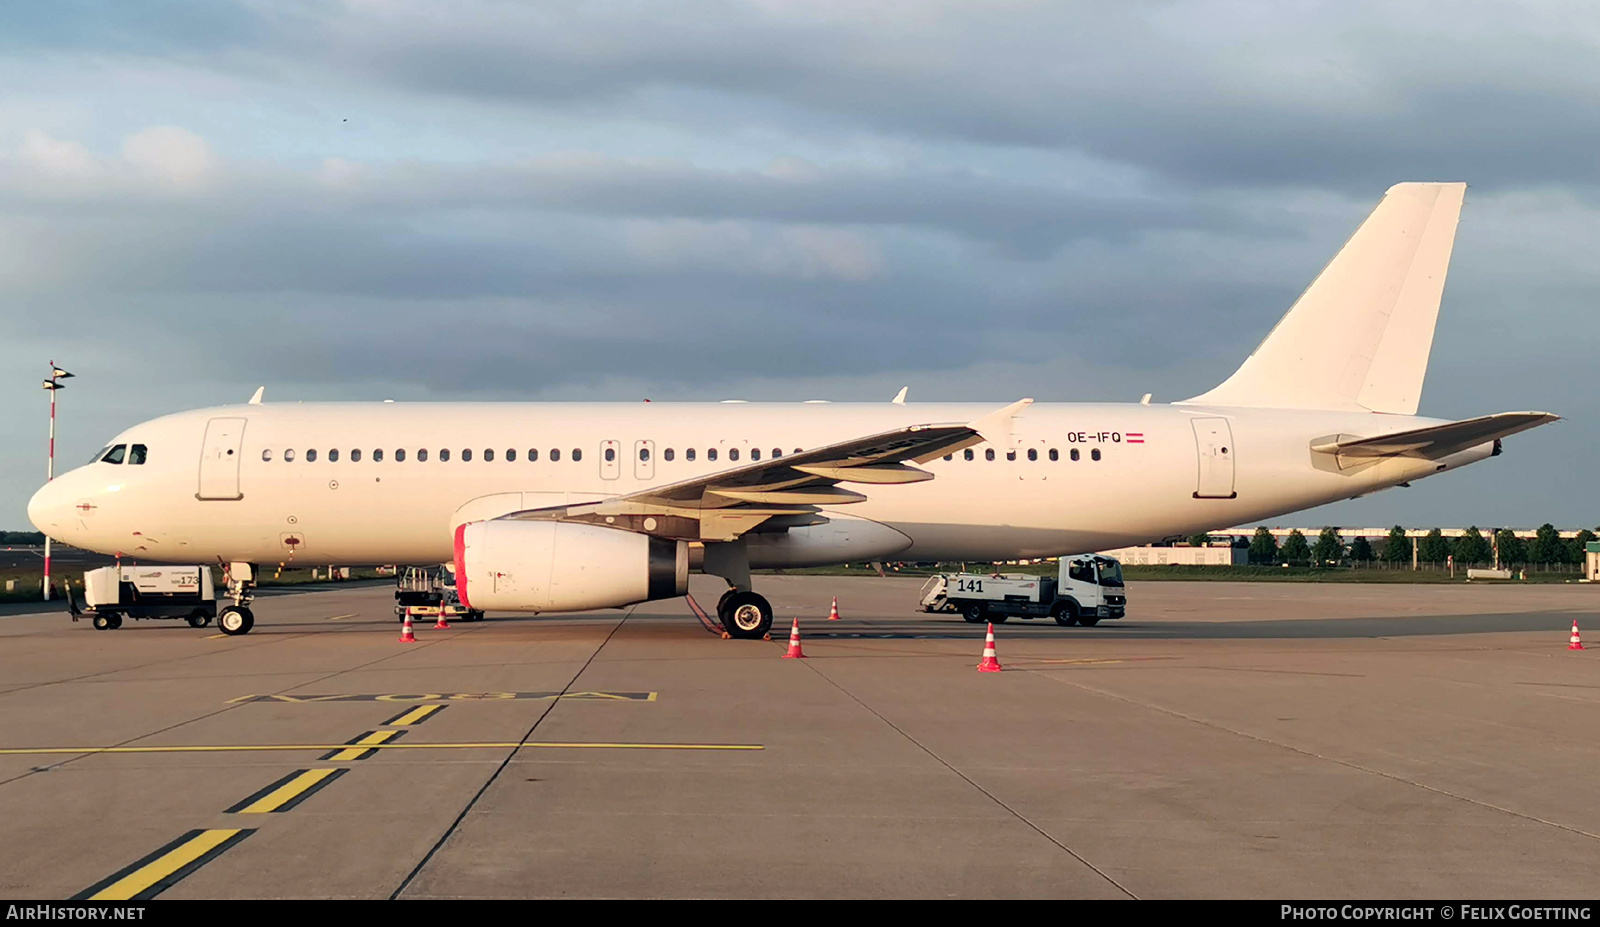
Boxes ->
[2,1,1594,530]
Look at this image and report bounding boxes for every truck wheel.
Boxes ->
[1077,616,1101,627]
[107,613,124,630]
[187,611,211,628]
[962,603,986,623]
[219,606,254,636]
[1053,602,1078,627]
[92,613,113,631]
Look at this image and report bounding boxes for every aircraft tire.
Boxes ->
[720,591,772,639]
[219,606,254,636]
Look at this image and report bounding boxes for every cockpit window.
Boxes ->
[128,444,148,465]
[101,444,127,465]
[89,446,111,465]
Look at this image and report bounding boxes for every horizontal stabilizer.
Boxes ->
[1311,412,1559,460]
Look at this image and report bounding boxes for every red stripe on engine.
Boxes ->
[453,522,471,609]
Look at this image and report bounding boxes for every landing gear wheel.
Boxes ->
[1053,603,1078,627]
[719,591,773,640]
[219,606,254,636]
[715,588,737,619]
[962,603,986,623]
[187,611,212,628]
[92,613,114,631]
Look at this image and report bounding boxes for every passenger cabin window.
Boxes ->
[985,449,995,461]
[1006,450,1016,461]
[707,448,718,462]
[506,449,517,462]
[730,449,740,462]
[686,448,696,461]
[572,448,582,462]
[1048,449,1058,461]
[1070,448,1080,461]
[329,449,340,462]
[306,449,318,462]
[772,448,782,458]
[262,449,273,462]
[484,449,494,462]
[1027,449,1037,462]
[527,448,538,462]
[664,448,675,462]
[550,449,561,462]
[440,449,450,462]
[1091,448,1101,461]
[944,454,953,461]
[101,444,127,464]
[462,449,472,462]
[750,448,760,461]
[372,449,383,462]
[417,449,428,462]
[964,449,974,461]
[396,449,407,462]
[351,449,362,462]
[285,449,297,462]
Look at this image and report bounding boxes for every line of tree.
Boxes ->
[1245,524,1595,567]
[0,531,46,544]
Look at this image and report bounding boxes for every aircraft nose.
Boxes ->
[27,479,70,536]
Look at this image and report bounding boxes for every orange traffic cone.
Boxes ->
[399,611,416,643]
[827,596,841,621]
[976,622,1002,673]
[1570,620,1585,651]
[434,610,451,630]
[781,618,806,659]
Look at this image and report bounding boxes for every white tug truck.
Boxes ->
[919,555,1127,626]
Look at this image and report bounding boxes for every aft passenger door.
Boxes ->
[197,417,246,500]
[634,439,655,482]
[1191,417,1236,499]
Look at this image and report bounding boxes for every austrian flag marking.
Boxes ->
[1126,433,1145,444]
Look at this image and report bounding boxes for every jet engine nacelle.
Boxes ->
[455,520,687,613]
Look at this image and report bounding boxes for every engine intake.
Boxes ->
[455,520,687,613]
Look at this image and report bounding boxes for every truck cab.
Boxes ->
[920,555,1127,626]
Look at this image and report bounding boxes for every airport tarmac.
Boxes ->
[0,575,1597,899]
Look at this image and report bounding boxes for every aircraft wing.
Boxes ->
[1310,411,1559,461]
[501,399,1032,541]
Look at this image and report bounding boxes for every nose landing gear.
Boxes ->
[219,561,257,636]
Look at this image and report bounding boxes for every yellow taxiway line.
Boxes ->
[0,741,764,755]
[78,828,250,901]
[227,768,344,814]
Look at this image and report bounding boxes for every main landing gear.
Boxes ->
[715,589,774,640]
[219,561,257,636]
[704,540,774,640]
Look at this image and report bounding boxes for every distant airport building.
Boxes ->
[1097,545,1247,566]
[1588,542,1600,581]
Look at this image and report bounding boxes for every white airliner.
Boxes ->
[28,183,1557,638]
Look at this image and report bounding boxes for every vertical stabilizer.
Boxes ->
[1183,182,1466,414]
